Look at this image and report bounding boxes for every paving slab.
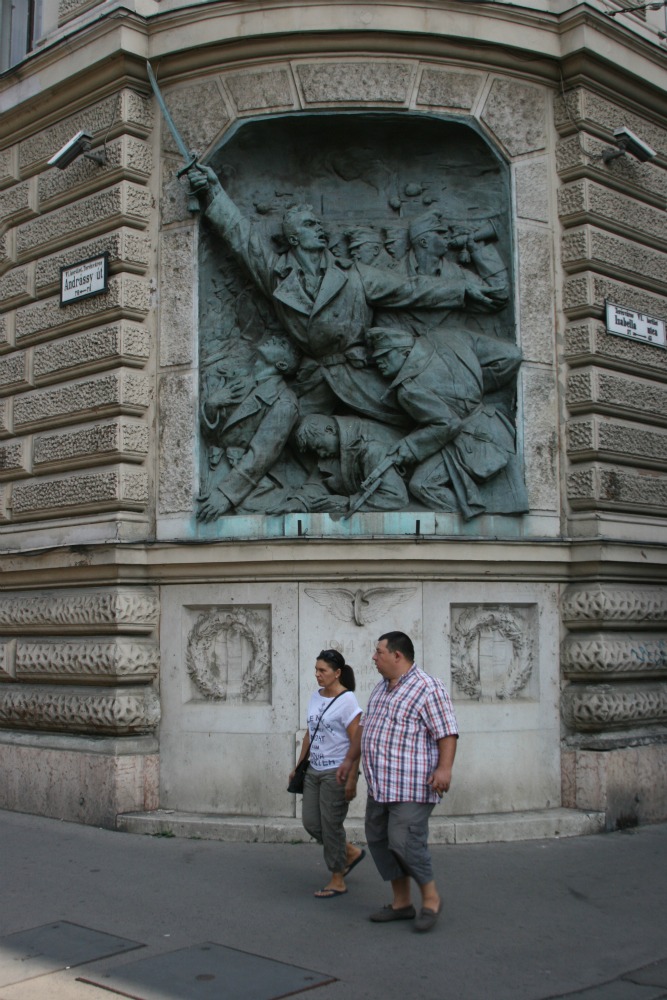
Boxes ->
[78,942,335,1000]
[0,922,142,987]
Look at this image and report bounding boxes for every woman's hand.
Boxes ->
[344,773,358,802]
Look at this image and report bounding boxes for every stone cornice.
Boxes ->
[0,537,664,588]
[0,1,665,140]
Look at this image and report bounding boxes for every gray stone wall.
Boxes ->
[555,86,667,763]
[0,89,154,527]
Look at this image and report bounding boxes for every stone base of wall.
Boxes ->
[0,732,159,828]
[562,742,667,831]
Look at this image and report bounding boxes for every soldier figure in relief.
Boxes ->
[189,164,504,430]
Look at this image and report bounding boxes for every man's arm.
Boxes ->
[427,734,458,795]
[189,164,276,301]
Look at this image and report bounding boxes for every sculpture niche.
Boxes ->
[190,115,528,522]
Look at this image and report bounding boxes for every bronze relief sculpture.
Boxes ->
[189,115,528,523]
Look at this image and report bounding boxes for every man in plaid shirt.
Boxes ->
[337,631,458,933]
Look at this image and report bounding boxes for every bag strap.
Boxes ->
[306,690,346,758]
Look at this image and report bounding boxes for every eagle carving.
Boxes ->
[304,587,417,627]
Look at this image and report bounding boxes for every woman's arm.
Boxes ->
[343,715,361,801]
[289,729,311,781]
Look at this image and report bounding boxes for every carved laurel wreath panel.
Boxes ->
[561,682,667,731]
[562,633,667,678]
[0,686,161,734]
[0,589,159,634]
[561,586,667,629]
[186,607,270,702]
[450,604,535,701]
[15,639,160,684]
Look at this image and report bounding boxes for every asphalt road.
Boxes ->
[1,809,666,1000]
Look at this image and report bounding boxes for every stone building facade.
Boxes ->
[0,0,665,838]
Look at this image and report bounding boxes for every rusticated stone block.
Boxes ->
[0,229,14,272]
[562,226,667,288]
[33,321,150,385]
[567,366,667,425]
[555,133,667,201]
[17,183,150,261]
[567,416,667,469]
[33,418,149,472]
[0,314,10,351]
[563,271,667,321]
[36,229,150,296]
[0,350,30,395]
[158,372,196,515]
[0,147,16,189]
[16,637,159,684]
[558,180,667,245]
[10,465,149,518]
[564,319,667,379]
[416,68,484,110]
[160,155,192,226]
[0,639,16,679]
[19,90,153,173]
[0,440,29,480]
[15,274,150,346]
[59,0,105,22]
[0,484,8,519]
[160,79,229,160]
[0,180,37,227]
[567,463,667,514]
[554,88,666,157]
[0,586,159,634]
[297,62,413,104]
[225,69,294,111]
[521,366,559,511]
[517,227,554,363]
[562,632,667,678]
[481,79,546,157]
[562,583,667,630]
[0,400,10,438]
[514,159,549,223]
[0,684,160,735]
[0,740,159,828]
[159,229,196,367]
[14,370,152,433]
[0,265,33,309]
[39,136,152,209]
[562,744,667,826]
[561,680,667,732]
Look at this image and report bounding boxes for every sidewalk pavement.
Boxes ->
[1,807,666,1000]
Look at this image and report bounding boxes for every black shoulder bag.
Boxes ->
[287,692,345,793]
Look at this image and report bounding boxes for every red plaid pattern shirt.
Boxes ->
[361,664,459,803]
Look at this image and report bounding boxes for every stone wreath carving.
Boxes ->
[186,608,270,702]
[450,605,534,700]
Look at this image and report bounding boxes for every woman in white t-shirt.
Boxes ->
[290,649,366,898]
